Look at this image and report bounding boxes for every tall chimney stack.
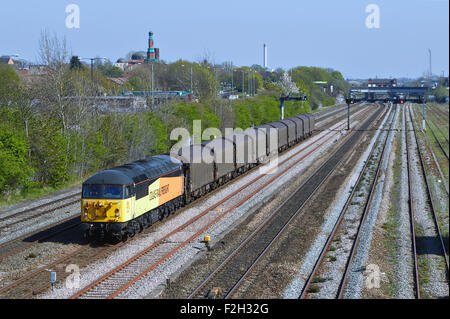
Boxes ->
[263,43,268,68]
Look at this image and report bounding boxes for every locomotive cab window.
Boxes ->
[82,185,124,199]
[124,185,133,198]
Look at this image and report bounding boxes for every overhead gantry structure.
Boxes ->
[345,86,429,130]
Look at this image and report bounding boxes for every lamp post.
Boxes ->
[241,70,245,96]
[251,69,255,96]
[181,64,193,94]
[231,63,234,96]
[215,67,218,97]
[151,62,154,107]
[81,57,108,82]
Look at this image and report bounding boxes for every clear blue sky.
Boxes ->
[0,0,448,78]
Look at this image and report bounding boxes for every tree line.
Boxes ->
[0,30,346,203]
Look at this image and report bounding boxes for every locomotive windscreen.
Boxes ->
[82,185,125,199]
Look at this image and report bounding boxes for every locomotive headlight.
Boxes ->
[115,208,120,217]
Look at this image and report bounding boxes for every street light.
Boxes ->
[181,64,193,94]
[241,70,246,96]
[81,57,108,82]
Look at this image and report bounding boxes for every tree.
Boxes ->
[70,56,83,70]
[433,85,449,103]
[0,64,21,106]
[277,72,299,97]
[0,107,34,199]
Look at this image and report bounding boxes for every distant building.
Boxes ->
[114,58,128,70]
[0,55,15,65]
[367,78,397,87]
[114,31,161,71]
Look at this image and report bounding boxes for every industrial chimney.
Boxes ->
[263,43,268,68]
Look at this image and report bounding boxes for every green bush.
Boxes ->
[0,108,34,195]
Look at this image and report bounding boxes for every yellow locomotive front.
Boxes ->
[81,155,185,243]
[81,184,133,223]
[81,182,135,242]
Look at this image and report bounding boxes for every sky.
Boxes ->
[0,0,448,79]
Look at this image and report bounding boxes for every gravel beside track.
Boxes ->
[0,104,370,299]
[341,104,398,298]
[298,104,396,299]
[406,105,449,299]
[280,104,391,298]
[157,105,384,298]
[388,106,416,299]
[36,106,372,299]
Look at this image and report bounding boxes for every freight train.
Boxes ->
[81,113,315,242]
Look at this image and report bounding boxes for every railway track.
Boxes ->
[406,104,449,296]
[426,105,450,126]
[186,105,386,299]
[405,104,422,299]
[68,107,376,299]
[425,105,449,156]
[0,194,80,234]
[298,104,396,299]
[0,243,119,299]
[0,103,365,260]
[0,105,372,299]
[0,216,81,262]
[410,106,449,195]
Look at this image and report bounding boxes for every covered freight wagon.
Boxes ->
[286,116,304,141]
[170,144,215,200]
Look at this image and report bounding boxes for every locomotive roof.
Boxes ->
[83,155,182,185]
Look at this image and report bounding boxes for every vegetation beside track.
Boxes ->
[0,32,346,205]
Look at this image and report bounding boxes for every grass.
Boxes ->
[308,285,320,293]
[411,104,449,240]
[413,104,449,188]
[312,277,328,283]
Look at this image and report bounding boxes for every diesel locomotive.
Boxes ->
[81,113,315,242]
